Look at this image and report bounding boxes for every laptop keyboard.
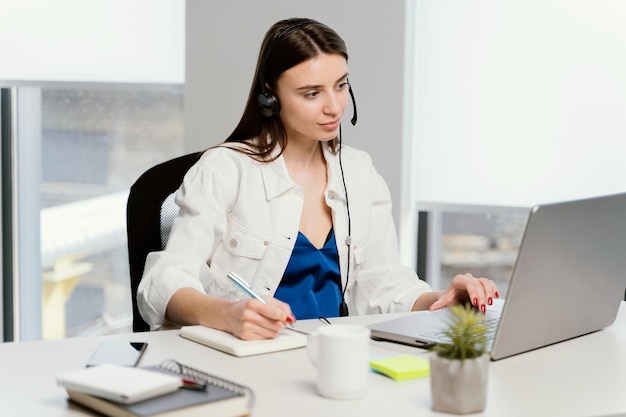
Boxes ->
[423,317,500,344]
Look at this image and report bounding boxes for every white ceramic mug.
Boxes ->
[307,324,370,400]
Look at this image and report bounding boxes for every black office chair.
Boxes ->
[126,151,204,332]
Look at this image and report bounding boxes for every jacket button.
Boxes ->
[328,192,336,200]
[229,238,238,248]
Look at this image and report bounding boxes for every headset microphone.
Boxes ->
[338,80,357,317]
[338,119,353,317]
[348,83,358,126]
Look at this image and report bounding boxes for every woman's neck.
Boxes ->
[282,140,325,173]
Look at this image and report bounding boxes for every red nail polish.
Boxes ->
[286,314,296,323]
[473,298,478,306]
[495,291,500,298]
[481,304,486,313]
[488,297,493,305]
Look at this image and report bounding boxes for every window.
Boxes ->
[438,210,527,298]
[40,86,184,338]
[1,0,184,341]
[1,85,184,340]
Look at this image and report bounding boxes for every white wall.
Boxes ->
[184,0,410,235]
[413,0,626,208]
[0,0,184,84]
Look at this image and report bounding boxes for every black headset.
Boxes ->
[256,20,358,126]
[257,20,357,316]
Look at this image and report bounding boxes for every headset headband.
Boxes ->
[258,20,320,96]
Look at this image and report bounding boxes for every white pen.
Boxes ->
[227,271,296,324]
[227,272,267,304]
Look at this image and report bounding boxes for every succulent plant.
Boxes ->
[431,303,488,361]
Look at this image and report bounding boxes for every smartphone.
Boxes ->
[86,341,148,367]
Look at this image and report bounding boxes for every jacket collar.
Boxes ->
[259,152,296,200]
[259,142,346,201]
[323,144,347,198]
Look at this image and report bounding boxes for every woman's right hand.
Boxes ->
[165,288,295,340]
[223,296,296,340]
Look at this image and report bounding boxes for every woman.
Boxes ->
[137,18,498,340]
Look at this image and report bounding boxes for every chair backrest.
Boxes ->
[126,152,203,332]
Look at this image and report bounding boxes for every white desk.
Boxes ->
[2,303,626,417]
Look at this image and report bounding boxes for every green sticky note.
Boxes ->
[369,355,430,381]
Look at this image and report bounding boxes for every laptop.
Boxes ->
[369,192,626,360]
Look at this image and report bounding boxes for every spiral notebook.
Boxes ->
[61,360,252,417]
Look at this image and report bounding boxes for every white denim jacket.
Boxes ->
[137,142,431,328]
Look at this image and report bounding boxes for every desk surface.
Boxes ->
[2,303,626,417]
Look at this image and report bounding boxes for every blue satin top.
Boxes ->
[274,230,342,320]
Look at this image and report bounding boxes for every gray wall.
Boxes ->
[184,0,409,229]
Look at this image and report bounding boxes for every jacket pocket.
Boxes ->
[223,221,269,259]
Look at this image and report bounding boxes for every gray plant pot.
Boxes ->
[430,353,489,414]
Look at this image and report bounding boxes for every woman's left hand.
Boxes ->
[429,273,499,313]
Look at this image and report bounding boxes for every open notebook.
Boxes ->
[370,192,626,360]
[180,325,307,357]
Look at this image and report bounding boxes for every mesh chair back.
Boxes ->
[160,192,180,248]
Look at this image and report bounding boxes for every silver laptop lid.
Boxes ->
[490,192,626,360]
[369,193,626,360]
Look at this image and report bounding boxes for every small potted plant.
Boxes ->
[429,303,489,414]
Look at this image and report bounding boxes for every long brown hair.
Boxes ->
[223,18,349,160]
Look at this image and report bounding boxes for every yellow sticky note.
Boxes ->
[369,355,430,381]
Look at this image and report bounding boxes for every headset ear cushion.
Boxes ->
[257,92,279,117]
